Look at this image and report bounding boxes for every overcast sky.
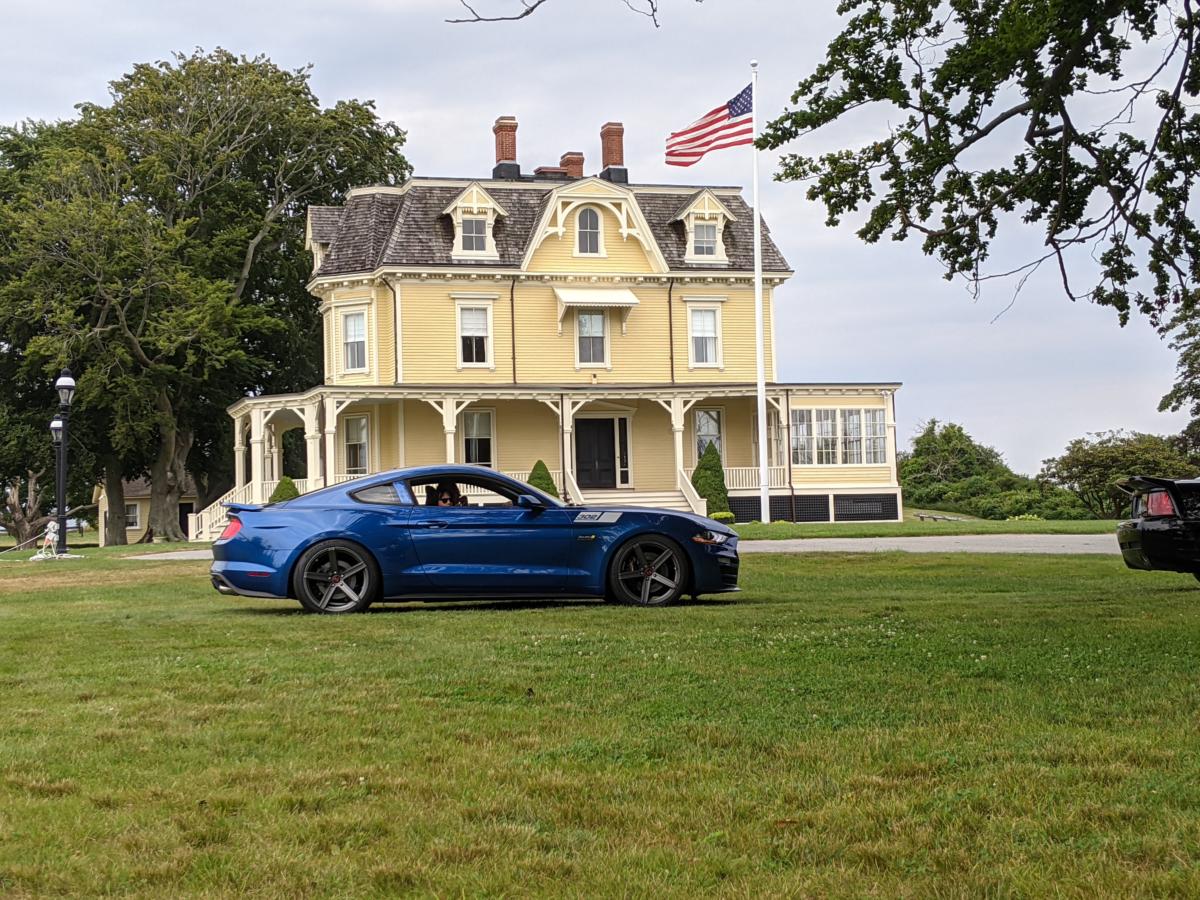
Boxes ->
[2,0,1189,474]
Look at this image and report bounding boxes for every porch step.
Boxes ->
[581,490,697,514]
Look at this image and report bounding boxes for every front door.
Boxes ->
[576,418,616,489]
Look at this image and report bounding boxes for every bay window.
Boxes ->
[342,311,366,372]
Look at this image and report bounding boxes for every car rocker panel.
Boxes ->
[210,465,738,613]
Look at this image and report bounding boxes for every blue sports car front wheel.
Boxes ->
[293,540,380,614]
[608,536,690,607]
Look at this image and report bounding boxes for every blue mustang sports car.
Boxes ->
[210,465,739,613]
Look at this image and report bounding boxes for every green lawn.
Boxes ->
[2,552,1197,896]
[736,516,1119,540]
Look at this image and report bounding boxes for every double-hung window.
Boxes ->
[690,307,720,367]
[577,208,600,254]
[342,311,366,372]
[865,409,887,463]
[791,410,813,465]
[840,409,863,464]
[577,309,606,365]
[694,222,718,256]
[344,415,368,474]
[695,408,723,461]
[459,306,489,366]
[461,216,487,252]
[463,410,494,467]
[815,409,838,464]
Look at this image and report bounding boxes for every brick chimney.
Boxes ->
[492,116,520,179]
[560,151,584,179]
[599,122,627,183]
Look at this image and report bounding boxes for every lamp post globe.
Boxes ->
[55,369,76,407]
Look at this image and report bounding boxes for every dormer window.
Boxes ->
[445,183,506,262]
[694,222,718,256]
[576,207,604,256]
[462,217,487,252]
[675,189,735,265]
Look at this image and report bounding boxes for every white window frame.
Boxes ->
[793,407,889,466]
[449,208,501,261]
[790,409,814,466]
[574,307,610,369]
[686,302,724,369]
[683,213,729,264]
[124,502,140,530]
[460,215,487,253]
[459,407,497,468]
[693,407,725,464]
[341,308,369,374]
[814,409,838,465]
[343,414,370,475]
[455,300,494,370]
[572,205,606,258]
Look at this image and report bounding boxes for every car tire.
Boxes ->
[292,540,380,614]
[607,535,689,607]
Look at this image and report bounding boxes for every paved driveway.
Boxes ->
[128,533,1120,561]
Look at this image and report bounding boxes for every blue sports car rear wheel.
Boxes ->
[293,540,379,614]
[609,536,689,607]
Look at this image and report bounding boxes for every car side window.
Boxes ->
[351,482,408,505]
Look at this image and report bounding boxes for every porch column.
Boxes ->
[270,422,283,482]
[249,408,266,503]
[323,397,339,482]
[884,390,899,477]
[559,395,576,494]
[669,397,686,478]
[233,415,247,488]
[304,401,324,490]
[441,399,458,464]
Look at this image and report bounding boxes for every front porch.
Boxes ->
[190,383,903,540]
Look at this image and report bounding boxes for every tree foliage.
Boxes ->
[1039,429,1197,518]
[526,459,559,498]
[901,420,1089,519]
[691,441,730,515]
[0,49,409,540]
[759,1,1200,326]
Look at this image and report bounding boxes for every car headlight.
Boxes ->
[692,529,730,545]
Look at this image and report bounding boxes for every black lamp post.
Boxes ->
[51,368,75,555]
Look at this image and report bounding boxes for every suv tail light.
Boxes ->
[1145,491,1176,517]
[217,516,243,541]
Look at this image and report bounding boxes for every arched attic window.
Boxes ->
[577,207,601,255]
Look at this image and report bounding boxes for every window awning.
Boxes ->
[553,287,640,334]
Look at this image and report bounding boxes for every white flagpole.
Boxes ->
[751,60,770,524]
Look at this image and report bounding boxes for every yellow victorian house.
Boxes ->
[189,118,902,540]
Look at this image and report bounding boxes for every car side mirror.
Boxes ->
[516,494,545,512]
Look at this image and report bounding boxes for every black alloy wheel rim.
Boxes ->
[302,546,370,612]
[615,539,681,605]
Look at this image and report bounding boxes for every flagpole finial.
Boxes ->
[750,59,759,69]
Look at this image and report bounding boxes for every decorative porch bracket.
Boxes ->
[421,397,477,463]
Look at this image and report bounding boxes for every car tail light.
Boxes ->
[1145,491,1176,517]
[217,517,243,541]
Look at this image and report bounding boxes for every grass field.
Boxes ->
[735,516,1119,540]
[1,550,1197,896]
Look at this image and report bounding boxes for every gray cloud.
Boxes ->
[2,0,1187,474]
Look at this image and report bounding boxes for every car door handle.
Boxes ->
[411,520,449,529]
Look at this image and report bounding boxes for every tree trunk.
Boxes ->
[1,471,53,546]
[102,458,128,545]
[147,390,194,543]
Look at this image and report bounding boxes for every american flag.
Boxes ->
[665,84,754,167]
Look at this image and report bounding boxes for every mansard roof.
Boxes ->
[308,178,791,278]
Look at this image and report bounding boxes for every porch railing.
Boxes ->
[188,482,254,542]
[677,470,708,517]
[685,465,789,490]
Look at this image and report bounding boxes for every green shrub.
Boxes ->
[269,476,300,503]
[711,511,735,524]
[691,442,730,515]
[526,460,559,498]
